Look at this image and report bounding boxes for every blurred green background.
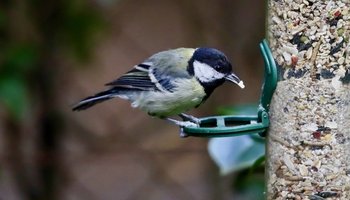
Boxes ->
[0,0,265,199]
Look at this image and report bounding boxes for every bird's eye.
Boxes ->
[214,65,224,72]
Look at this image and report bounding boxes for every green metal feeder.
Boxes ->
[182,39,278,137]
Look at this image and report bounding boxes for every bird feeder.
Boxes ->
[181,40,277,137]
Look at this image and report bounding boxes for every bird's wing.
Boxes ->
[106,48,195,92]
[105,63,156,91]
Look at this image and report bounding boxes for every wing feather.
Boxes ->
[106,48,195,92]
[105,64,155,91]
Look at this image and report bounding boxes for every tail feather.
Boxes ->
[72,90,116,111]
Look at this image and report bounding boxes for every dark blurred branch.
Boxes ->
[4,116,40,199]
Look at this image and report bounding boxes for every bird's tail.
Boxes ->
[72,89,117,111]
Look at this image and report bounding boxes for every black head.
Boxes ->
[188,47,232,76]
[187,47,244,99]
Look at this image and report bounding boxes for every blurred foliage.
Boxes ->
[0,1,105,199]
[0,44,37,119]
[208,135,265,175]
[232,167,265,200]
[55,0,105,60]
[217,103,259,116]
[0,0,105,120]
[209,104,266,198]
[0,76,30,120]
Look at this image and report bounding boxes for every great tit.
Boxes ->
[73,47,244,130]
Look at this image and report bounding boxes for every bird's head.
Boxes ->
[188,47,245,95]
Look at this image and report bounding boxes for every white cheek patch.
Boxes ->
[193,60,225,83]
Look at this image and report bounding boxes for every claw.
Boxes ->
[179,127,188,138]
[179,121,199,127]
[167,118,199,127]
[178,113,201,125]
[166,117,199,137]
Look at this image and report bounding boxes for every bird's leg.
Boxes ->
[178,113,201,125]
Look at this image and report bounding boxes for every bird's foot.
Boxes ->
[166,118,199,127]
[179,127,187,138]
[166,118,199,138]
[178,113,201,125]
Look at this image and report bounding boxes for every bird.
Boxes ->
[72,47,245,134]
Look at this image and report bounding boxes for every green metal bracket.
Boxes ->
[182,39,277,137]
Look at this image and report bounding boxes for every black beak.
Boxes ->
[225,73,245,89]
